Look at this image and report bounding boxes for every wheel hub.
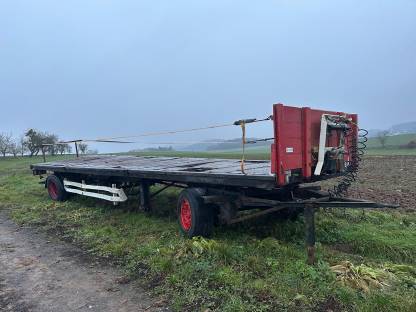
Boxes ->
[48,181,58,200]
[180,199,192,231]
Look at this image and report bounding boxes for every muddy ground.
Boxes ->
[0,211,168,312]
[321,156,416,211]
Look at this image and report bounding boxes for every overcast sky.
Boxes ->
[1,0,415,152]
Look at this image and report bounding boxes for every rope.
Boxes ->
[82,122,235,143]
[86,139,262,145]
[37,115,274,166]
[55,115,272,145]
[41,114,273,166]
[40,138,274,147]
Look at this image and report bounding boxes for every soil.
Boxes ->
[0,211,169,312]
[320,156,416,211]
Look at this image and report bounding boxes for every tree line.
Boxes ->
[0,129,89,157]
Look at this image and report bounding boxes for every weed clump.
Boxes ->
[175,237,233,264]
[330,261,414,292]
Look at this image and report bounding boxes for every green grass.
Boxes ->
[121,132,416,158]
[0,156,415,311]
[135,147,416,157]
[133,132,416,157]
[367,133,416,149]
[131,149,271,160]
[146,132,416,156]
[365,132,416,155]
[365,147,416,156]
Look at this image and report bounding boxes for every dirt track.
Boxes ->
[0,211,168,312]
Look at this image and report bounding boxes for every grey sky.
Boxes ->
[1,0,415,152]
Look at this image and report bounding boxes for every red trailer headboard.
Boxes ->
[271,104,357,186]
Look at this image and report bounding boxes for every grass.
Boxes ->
[0,155,415,311]
[367,133,416,149]
[365,133,416,155]
[365,148,416,156]
[131,132,416,157]
[131,149,271,160]
[134,147,416,158]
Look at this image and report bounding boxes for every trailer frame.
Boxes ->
[30,103,396,263]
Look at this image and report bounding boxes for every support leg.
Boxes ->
[41,145,46,162]
[75,142,79,158]
[304,204,316,265]
[139,182,151,212]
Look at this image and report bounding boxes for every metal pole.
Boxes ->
[139,182,151,212]
[41,145,46,162]
[75,142,79,158]
[304,204,316,265]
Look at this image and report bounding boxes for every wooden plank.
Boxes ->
[34,156,270,175]
[31,156,276,189]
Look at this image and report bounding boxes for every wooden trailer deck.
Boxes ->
[31,155,276,189]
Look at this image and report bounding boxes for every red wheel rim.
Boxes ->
[180,199,192,231]
[48,181,58,200]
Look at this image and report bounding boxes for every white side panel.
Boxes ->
[63,180,127,202]
[314,115,328,176]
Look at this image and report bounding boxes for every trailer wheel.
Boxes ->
[177,188,213,238]
[46,175,67,201]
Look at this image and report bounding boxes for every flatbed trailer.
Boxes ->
[30,104,395,263]
[31,155,275,189]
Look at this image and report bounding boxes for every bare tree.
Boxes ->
[44,134,58,155]
[78,143,88,154]
[377,130,389,148]
[56,143,70,155]
[25,129,60,156]
[56,144,65,155]
[8,141,19,157]
[0,132,12,157]
[65,144,72,154]
[19,135,28,156]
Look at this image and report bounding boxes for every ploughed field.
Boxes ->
[320,155,416,211]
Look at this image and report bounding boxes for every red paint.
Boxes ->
[271,104,357,186]
[302,107,312,178]
[270,143,277,174]
[48,181,58,200]
[180,198,192,231]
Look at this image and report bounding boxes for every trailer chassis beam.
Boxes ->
[150,183,175,199]
[149,182,187,199]
[139,182,151,212]
[227,206,287,224]
[225,195,397,265]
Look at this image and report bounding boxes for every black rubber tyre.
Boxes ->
[46,175,67,202]
[177,188,214,238]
